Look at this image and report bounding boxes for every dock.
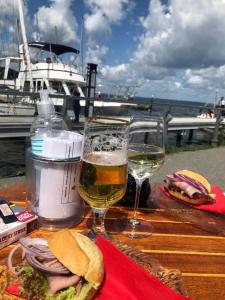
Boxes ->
[0,115,224,143]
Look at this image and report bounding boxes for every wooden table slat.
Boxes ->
[1,183,225,300]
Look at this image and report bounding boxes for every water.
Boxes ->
[0,98,212,178]
[0,138,28,178]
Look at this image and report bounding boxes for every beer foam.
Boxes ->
[84,151,127,166]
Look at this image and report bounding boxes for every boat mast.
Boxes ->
[80,17,84,76]
[18,0,33,90]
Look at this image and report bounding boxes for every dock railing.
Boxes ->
[0,90,225,145]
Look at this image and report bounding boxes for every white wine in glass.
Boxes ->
[129,145,165,182]
[116,117,165,238]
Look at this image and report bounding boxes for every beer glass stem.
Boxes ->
[130,178,143,226]
[92,208,107,235]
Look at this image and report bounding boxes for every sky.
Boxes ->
[1,0,225,103]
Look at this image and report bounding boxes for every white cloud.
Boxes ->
[134,0,225,69]
[101,0,225,101]
[0,0,21,56]
[84,0,129,24]
[84,11,111,45]
[86,44,109,65]
[184,66,225,90]
[34,0,79,45]
[84,0,133,64]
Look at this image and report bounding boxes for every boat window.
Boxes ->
[37,81,42,91]
[49,81,65,94]
[24,81,30,91]
[33,81,36,92]
[43,82,47,89]
[66,81,77,95]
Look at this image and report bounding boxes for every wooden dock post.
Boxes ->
[188,129,194,144]
[211,108,222,145]
[176,130,183,147]
[163,105,172,145]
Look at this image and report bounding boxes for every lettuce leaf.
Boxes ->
[20,266,93,300]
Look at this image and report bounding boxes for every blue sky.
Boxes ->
[2,0,225,103]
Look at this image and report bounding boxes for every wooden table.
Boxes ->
[0,182,225,300]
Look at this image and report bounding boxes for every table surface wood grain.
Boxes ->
[0,182,225,300]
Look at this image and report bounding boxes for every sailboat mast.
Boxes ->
[18,0,33,90]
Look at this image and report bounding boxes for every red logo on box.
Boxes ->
[16,211,36,222]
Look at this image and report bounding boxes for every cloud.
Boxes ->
[84,0,133,64]
[184,66,225,90]
[84,11,111,45]
[100,0,225,101]
[84,0,130,24]
[133,0,225,69]
[0,0,22,56]
[34,0,79,45]
[86,44,109,65]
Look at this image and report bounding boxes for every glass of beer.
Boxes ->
[79,117,129,237]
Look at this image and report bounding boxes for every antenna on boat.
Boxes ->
[16,18,21,55]
[36,9,40,41]
[18,0,33,90]
[80,16,84,76]
[54,26,58,44]
[214,89,218,110]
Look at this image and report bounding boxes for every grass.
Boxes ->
[165,143,214,154]
[16,168,26,176]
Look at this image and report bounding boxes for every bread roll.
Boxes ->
[47,230,104,288]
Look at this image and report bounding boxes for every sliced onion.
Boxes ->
[19,237,55,259]
[173,173,208,195]
[7,244,24,275]
[17,237,71,276]
[165,175,180,182]
[25,254,70,275]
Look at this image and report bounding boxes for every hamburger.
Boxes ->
[6,230,104,299]
[164,170,216,205]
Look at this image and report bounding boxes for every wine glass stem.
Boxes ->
[130,179,143,225]
[92,208,107,234]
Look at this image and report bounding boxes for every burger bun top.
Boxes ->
[47,230,104,288]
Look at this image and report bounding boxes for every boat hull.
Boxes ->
[0,102,35,116]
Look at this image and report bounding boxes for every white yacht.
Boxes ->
[0,0,135,118]
[0,42,86,116]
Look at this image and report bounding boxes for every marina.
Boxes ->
[1,2,225,299]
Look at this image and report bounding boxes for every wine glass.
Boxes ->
[116,116,165,238]
[78,117,129,238]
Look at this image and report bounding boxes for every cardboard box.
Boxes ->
[0,201,38,249]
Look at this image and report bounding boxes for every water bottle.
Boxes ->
[30,90,68,155]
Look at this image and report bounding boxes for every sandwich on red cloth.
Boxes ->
[163,170,225,214]
[6,234,190,299]
[95,234,190,300]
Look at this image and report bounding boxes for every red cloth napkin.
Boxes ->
[161,185,225,214]
[95,235,190,300]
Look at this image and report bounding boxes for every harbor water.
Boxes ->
[0,98,212,178]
